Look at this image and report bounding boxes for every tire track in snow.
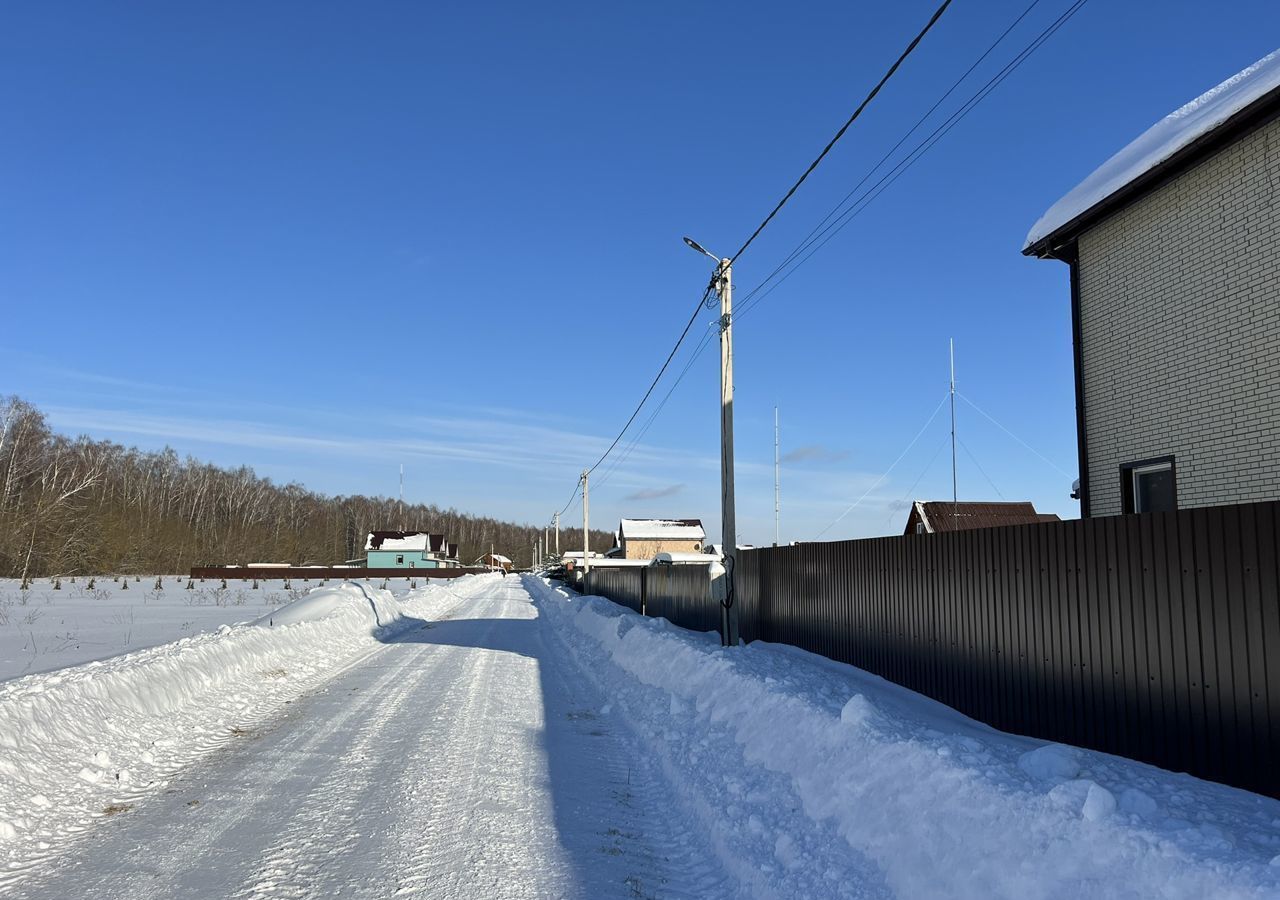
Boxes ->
[374,582,734,900]
[2,585,482,899]
[8,577,739,899]
[234,641,459,900]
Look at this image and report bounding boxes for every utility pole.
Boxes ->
[533,539,537,569]
[774,405,780,547]
[950,338,958,528]
[399,464,405,531]
[685,237,739,648]
[553,512,560,556]
[581,469,590,582]
[717,258,739,647]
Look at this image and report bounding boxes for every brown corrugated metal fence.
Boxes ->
[587,501,1280,798]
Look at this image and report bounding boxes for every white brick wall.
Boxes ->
[1077,115,1280,517]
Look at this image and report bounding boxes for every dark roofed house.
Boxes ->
[1024,49,1280,518]
[904,501,1059,536]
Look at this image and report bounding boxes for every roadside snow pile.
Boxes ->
[0,577,481,882]
[532,578,1280,899]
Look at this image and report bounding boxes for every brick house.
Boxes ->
[616,519,705,560]
[1023,50,1280,518]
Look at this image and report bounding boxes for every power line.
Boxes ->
[593,325,717,490]
[728,0,954,266]
[738,0,1045,312]
[581,2,962,499]
[556,479,580,518]
[551,281,715,511]
[735,0,1090,322]
[584,282,715,479]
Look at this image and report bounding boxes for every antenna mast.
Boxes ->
[774,406,780,547]
[950,339,957,525]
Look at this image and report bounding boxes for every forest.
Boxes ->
[0,396,614,580]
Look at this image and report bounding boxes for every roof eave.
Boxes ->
[1023,85,1280,261]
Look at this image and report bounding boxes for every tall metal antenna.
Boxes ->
[949,339,958,525]
[774,406,781,547]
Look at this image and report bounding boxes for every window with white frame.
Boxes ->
[1121,457,1177,514]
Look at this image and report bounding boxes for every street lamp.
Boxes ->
[683,236,719,262]
[684,236,738,647]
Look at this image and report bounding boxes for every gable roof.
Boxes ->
[619,518,705,541]
[905,501,1059,535]
[1024,49,1280,258]
[428,533,447,553]
[366,531,430,551]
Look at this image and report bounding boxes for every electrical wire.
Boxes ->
[556,480,580,518]
[593,325,718,491]
[728,0,954,266]
[584,283,716,480]
[735,0,1090,322]
[737,0,1045,313]
[552,0,1087,517]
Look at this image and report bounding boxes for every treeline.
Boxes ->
[0,396,613,580]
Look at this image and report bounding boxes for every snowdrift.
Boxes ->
[0,578,476,882]
[532,578,1280,899]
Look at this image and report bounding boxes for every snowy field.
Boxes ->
[1,573,1279,898]
[0,575,323,681]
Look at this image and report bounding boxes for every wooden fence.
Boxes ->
[586,501,1280,798]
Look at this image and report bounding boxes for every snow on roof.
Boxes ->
[619,518,705,541]
[1024,48,1280,251]
[365,531,429,552]
[489,554,511,564]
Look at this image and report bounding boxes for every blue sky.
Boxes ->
[3,2,1277,545]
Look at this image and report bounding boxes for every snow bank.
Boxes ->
[1025,48,1280,250]
[531,578,1280,899]
[0,577,487,883]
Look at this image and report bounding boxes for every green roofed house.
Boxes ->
[365,531,448,569]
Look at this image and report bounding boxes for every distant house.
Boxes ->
[616,518,705,560]
[481,553,512,572]
[904,501,1059,536]
[365,531,449,568]
[1023,50,1280,518]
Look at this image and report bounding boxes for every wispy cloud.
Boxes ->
[39,405,714,486]
[623,484,684,501]
[782,444,847,465]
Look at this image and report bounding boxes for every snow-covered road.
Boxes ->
[7,573,1280,899]
[6,577,731,899]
